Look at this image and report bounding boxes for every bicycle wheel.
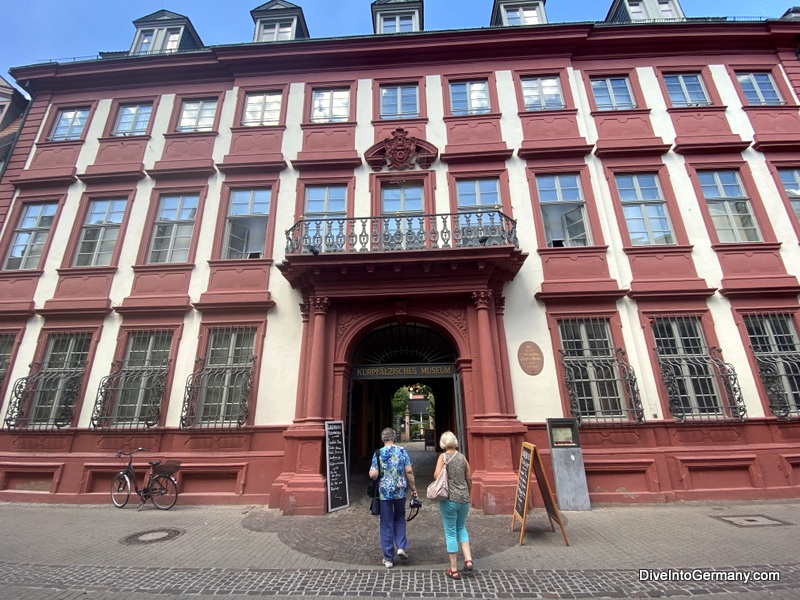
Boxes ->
[150,475,178,510]
[110,473,131,508]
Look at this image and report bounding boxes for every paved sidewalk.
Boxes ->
[0,445,797,599]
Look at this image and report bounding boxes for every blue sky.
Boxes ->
[0,0,792,93]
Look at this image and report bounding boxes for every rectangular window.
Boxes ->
[241,92,282,126]
[744,313,800,419]
[183,327,256,428]
[112,103,153,136]
[381,182,424,250]
[73,199,127,267]
[736,72,783,106]
[503,5,540,25]
[26,332,91,429]
[164,29,181,52]
[615,173,675,245]
[658,0,676,18]
[176,99,217,133]
[310,89,350,123]
[536,174,590,247]
[135,30,154,54]
[92,330,173,429]
[0,333,14,391]
[628,1,645,19]
[456,179,501,246]
[148,194,199,264]
[258,20,293,41]
[590,76,636,110]
[777,168,800,223]
[521,76,565,110]
[3,202,58,270]
[697,170,761,243]
[558,317,639,422]
[224,189,270,259]
[450,80,490,116]
[303,184,347,253]
[380,84,419,119]
[49,108,90,141]
[381,13,414,33]
[663,73,710,107]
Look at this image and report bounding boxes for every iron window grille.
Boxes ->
[652,315,746,422]
[286,209,518,255]
[4,332,91,431]
[181,327,256,429]
[744,312,800,420]
[557,317,644,424]
[91,330,173,430]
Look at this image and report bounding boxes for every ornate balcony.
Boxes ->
[285,209,518,256]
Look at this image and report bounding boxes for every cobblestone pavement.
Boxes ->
[0,443,798,599]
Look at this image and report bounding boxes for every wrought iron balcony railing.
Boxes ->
[285,210,518,255]
[3,362,86,431]
[656,346,747,422]
[754,352,800,420]
[180,356,254,430]
[561,348,645,425]
[90,360,170,430]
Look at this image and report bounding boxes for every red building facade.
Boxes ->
[0,0,799,514]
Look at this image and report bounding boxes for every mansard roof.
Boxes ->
[250,0,310,39]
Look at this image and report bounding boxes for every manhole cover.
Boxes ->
[122,528,185,545]
[713,515,792,528]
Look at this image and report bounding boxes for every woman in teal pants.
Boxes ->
[434,431,474,580]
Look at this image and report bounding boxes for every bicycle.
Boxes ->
[110,447,180,510]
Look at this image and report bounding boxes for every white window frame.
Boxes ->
[257,19,295,41]
[112,103,153,136]
[379,12,417,33]
[3,202,58,270]
[778,168,800,223]
[502,4,540,26]
[449,80,490,116]
[663,73,711,107]
[615,173,675,246]
[224,189,270,260]
[736,72,784,106]
[241,92,282,127]
[698,170,762,243]
[49,107,90,141]
[521,76,565,110]
[310,89,350,123]
[73,199,127,267]
[176,99,218,133]
[379,84,419,120]
[147,194,199,264]
[591,76,636,111]
[536,174,590,247]
[135,30,154,54]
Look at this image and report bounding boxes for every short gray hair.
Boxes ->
[381,428,395,442]
[439,431,458,450]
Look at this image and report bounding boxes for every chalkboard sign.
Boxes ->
[424,429,435,450]
[511,443,569,546]
[325,421,349,512]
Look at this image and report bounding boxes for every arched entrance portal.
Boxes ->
[347,323,464,472]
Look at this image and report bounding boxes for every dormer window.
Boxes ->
[130,10,203,56]
[491,1,547,27]
[133,27,184,54]
[137,30,154,54]
[257,19,295,41]
[250,1,310,42]
[612,0,684,22]
[372,0,423,34]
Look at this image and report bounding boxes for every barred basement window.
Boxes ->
[744,313,800,420]
[4,332,91,431]
[557,317,644,424]
[91,330,173,430]
[652,315,746,422]
[181,326,256,429]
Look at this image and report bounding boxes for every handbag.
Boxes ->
[369,450,382,516]
[426,452,455,502]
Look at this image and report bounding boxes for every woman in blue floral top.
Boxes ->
[369,427,418,568]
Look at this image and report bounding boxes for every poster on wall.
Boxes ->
[325,420,350,512]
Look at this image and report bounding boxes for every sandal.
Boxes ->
[445,568,461,580]
[463,560,474,572]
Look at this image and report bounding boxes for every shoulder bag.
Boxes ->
[426,452,456,502]
[369,449,382,515]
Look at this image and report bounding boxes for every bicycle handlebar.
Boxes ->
[116,447,150,458]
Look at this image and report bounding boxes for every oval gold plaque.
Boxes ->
[518,341,544,376]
